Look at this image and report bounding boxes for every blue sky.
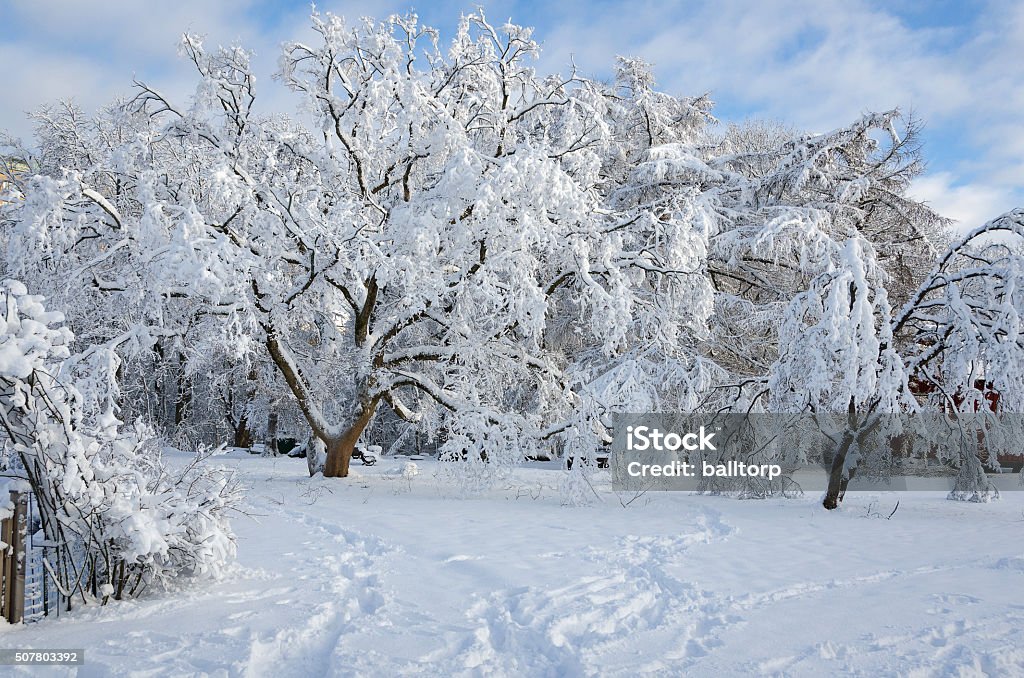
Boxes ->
[2,0,1021,230]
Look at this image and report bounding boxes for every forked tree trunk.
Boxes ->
[264,330,382,479]
[323,402,377,478]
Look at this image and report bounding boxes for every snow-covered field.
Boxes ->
[3,451,1024,677]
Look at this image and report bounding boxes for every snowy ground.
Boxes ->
[3,451,1024,677]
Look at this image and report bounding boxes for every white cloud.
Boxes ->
[3,0,259,59]
[910,172,1019,233]
[0,43,113,138]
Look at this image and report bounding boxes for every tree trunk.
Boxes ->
[233,414,252,448]
[267,411,278,457]
[323,402,377,478]
[323,437,352,478]
[174,351,191,426]
[823,432,856,510]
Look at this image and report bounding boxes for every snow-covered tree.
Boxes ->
[5,12,716,481]
[597,99,1018,508]
[766,208,1024,508]
[893,209,1024,502]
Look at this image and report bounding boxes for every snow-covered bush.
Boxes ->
[0,280,239,605]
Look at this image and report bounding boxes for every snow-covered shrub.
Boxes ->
[0,280,239,605]
[437,412,540,494]
[401,461,420,482]
[383,461,420,494]
[557,421,605,507]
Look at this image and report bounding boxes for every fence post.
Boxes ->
[1,491,27,623]
[1,504,10,621]
[8,491,26,623]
